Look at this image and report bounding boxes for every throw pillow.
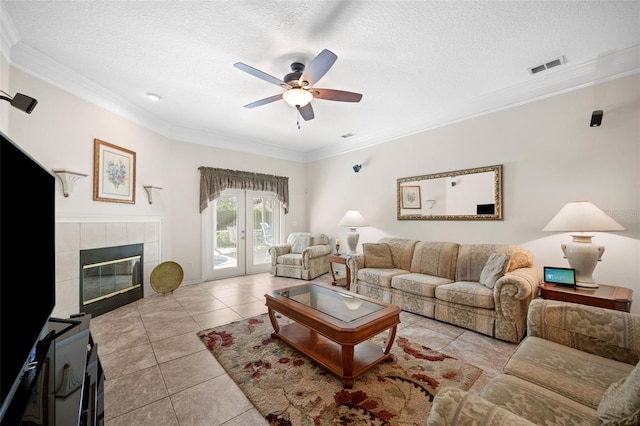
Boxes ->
[363,243,393,268]
[598,360,640,425]
[479,252,511,289]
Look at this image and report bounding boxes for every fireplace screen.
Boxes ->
[80,243,144,317]
[82,255,142,305]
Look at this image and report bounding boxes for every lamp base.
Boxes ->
[575,281,599,289]
[345,229,360,254]
[561,234,604,289]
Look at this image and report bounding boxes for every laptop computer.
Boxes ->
[544,266,576,287]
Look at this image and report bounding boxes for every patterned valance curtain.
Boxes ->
[198,167,289,214]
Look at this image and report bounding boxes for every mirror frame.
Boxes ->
[397,164,503,220]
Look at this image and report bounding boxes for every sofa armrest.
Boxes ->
[268,244,292,265]
[428,387,536,426]
[527,298,640,365]
[303,244,332,259]
[347,254,365,286]
[493,267,541,316]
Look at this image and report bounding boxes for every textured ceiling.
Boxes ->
[1,1,639,162]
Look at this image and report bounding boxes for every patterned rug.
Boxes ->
[197,313,482,425]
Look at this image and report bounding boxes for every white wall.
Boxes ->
[3,52,639,314]
[307,74,640,313]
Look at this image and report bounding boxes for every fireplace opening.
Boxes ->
[80,244,144,317]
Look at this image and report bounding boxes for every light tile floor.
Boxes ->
[91,272,519,426]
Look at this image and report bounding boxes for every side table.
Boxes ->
[539,282,633,312]
[329,254,351,290]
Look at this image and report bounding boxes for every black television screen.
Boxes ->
[0,131,56,421]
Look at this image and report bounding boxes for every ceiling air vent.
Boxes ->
[528,56,566,75]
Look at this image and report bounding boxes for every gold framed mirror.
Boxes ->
[397,165,502,220]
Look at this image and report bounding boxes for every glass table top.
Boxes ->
[272,284,385,322]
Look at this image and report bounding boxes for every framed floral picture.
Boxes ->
[93,139,136,203]
[401,185,421,209]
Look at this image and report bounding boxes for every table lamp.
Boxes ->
[542,201,625,288]
[338,210,368,254]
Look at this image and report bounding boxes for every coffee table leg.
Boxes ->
[341,345,355,389]
[384,326,397,355]
[267,307,280,335]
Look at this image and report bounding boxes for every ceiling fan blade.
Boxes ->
[234,62,290,88]
[311,88,362,102]
[244,94,283,108]
[298,103,314,121]
[299,49,337,87]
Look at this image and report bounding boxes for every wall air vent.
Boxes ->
[528,56,566,75]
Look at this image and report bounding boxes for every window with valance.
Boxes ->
[198,167,289,214]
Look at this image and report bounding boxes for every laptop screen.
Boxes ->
[544,267,576,286]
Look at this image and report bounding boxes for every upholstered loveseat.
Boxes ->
[428,299,640,425]
[268,232,332,280]
[348,238,542,343]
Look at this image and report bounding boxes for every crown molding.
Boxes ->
[306,45,640,162]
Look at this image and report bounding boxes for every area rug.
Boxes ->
[197,314,482,425]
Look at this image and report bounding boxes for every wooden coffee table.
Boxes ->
[265,283,400,388]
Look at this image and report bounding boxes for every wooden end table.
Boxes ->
[539,282,633,312]
[329,253,351,290]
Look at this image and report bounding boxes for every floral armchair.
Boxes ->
[268,232,332,280]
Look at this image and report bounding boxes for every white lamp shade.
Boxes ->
[282,88,313,107]
[338,210,368,228]
[542,201,625,232]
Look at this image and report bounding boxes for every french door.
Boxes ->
[202,189,280,280]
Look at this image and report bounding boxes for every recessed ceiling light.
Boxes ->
[146,92,161,101]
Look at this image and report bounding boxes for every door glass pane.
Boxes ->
[214,195,238,269]
[253,196,274,266]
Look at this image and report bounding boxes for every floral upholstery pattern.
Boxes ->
[428,387,536,426]
[268,232,332,280]
[350,239,541,343]
[428,299,640,426]
[528,299,640,364]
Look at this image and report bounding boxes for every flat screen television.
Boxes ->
[0,131,56,422]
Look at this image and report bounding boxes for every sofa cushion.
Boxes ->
[288,233,311,253]
[363,243,393,268]
[456,244,533,281]
[379,238,419,270]
[409,241,459,280]
[480,252,511,289]
[434,281,495,309]
[480,374,600,425]
[357,268,408,289]
[503,336,634,409]
[277,253,303,266]
[597,360,640,425]
[390,273,453,298]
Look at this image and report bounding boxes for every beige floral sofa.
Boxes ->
[268,232,332,280]
[348,238,542,343]
[428,299,640,425]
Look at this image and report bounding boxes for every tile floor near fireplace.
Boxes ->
[90,272,519,426]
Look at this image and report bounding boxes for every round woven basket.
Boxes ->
[150,261,184,295]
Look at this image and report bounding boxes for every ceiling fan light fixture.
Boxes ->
[282,88,313,108]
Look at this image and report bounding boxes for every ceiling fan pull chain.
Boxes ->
[296,107,301,129]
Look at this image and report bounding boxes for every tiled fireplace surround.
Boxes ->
[53,217,161,319]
